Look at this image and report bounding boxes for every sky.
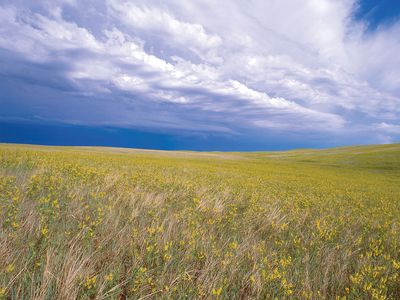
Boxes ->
[0,0,400,151]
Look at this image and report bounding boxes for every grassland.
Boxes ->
[0,143,399,299]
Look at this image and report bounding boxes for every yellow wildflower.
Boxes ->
[41,227,49,236]
[5,264,14,273]
[104,273,113,282]
[212,287,222,296]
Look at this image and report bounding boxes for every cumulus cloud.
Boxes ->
[107,0,222,62]
[0,0,399,146]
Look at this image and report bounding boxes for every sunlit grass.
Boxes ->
[0,143,399,299]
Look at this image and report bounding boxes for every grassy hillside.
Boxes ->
[0,143,399,299]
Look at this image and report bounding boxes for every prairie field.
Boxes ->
[0,143,399,300]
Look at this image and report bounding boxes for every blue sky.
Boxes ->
[354,0,400,29]
[0,0,400,150]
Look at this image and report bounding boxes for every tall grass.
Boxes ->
[0,144,399,299]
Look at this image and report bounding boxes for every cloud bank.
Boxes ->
[0,0,399,148]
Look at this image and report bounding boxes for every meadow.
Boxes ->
[0,143,399,299]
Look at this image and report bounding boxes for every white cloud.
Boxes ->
[377,122,400,134]
[0,5,101,62]
[107,0,222,62]
[0,0,399,143]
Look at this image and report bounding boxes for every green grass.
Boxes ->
[0,143,399,299]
